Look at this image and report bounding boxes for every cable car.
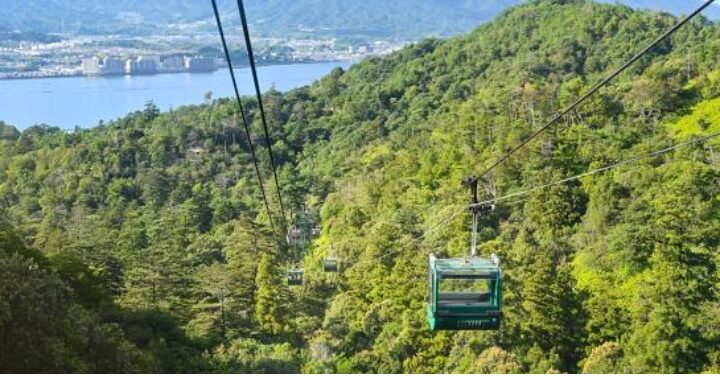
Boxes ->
[286,226,305,248]
[323,257,339,273]
[427,254,502,330]
[311,227,321,238]
[426,175,502,331]
[287,268,304,286]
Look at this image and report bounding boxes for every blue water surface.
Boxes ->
[0,61,351,131]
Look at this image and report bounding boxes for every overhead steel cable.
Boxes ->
[372,131,720,265]
[472,131,720,208]
[477,0,716,179]
[236,0,287,225]
[210,0,277,235]
[379,206,468,262]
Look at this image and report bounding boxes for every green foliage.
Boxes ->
[0,222,152,372]
[254,253,291,336]
[582,342,624,373]
[208,339,302,373]
[0,122,20,141]
[670,96,720,139]
[473,346,523,373]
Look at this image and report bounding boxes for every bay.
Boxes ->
[0,61,351,131]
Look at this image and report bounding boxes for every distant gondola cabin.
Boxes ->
[286,226,305,248]
[287,269,304,286]
[427,254,502,330]
[323,258,339,273]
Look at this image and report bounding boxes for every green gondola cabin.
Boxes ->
[323,257,339,272]
[427,254,502,331]
[287,268,304,286]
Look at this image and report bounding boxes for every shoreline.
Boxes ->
[0,59,352,82]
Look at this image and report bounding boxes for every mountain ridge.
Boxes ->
[0,0,716,39]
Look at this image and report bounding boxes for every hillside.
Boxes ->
[0,0,717,38]
[2,0,720,373]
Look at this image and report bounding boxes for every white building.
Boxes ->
[125,56,158,75]
[81,57,101,75]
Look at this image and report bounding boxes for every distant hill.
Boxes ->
[0,0,716,40]
[0,0,519,38]
[0,0,210,35]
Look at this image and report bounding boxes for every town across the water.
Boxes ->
[81,55,222,76]
[0,32,406,80]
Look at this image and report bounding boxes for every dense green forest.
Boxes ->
[2,0,720,372]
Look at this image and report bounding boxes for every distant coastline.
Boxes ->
[0,59,347,82]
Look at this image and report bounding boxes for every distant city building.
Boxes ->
[143,55,161,64]
[125,56,158,75]
[79,54,221,77]
[81,57,101,75]
[162,56,184,69]
[185,57,215,72]
[160,56,185,73]
[101,57,125,75]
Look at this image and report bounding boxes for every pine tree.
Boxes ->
[254,253,291,336]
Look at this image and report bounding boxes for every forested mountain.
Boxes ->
[0,0,717,38]
[2,0,720,373]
